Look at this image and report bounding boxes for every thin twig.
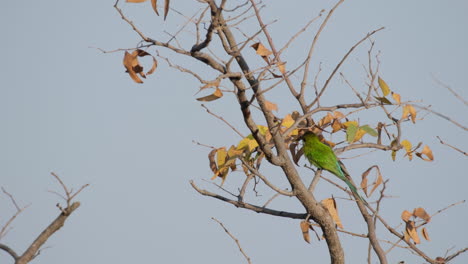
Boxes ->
[201,104,245,138]
[436,136,467,156]
[212,217,252,264]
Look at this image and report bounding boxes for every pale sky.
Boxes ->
[1,1,467,263]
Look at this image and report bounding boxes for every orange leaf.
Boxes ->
[300,221,311,243]
[416,145,434,161]
[264,100,278,111]
[333,111,345,120]
[319,112,334,126]
[421,227,431,241]
[413,207,431,222]
[123,49,156,83]
[151,0,159,15]
[199,79,221,91]
[401,210,413,222]
[147,56,158,75]
[196,88,223,102]
[126,0,148,2]
[321,198,343,229]
[278,61,286,74]
[331,119,342,133]
[353,128,367,142]
[408,105,417,123]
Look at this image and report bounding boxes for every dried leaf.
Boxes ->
[392,92,401,104]
[208,148,218,174]
[342,120,358,128]
[251,42,273,57]
[147,56,158,75]
[278,61,286,74]
[126,0,148,3]
[333,111,345,120]
[321,198,343,229]
[421,227,431,241]
[300,221,311,243]
[353,129,367,142]
[405,220,420,244]
[391,150,397,161]
[264,100,278,111]
[401,210,413,222]
[401,140,413,161]
[164,0,170,20]
[369,169,383,197]
[413,207,431,222]
[123,51,143,83]
[416,145,434,161]
[378,76,391,96]
[151,0,159,15]
[331,119,342,133]
[216,147,227,168]
[361,166,382,197]
[196,87,223,102]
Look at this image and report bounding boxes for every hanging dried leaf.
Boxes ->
[401,140,413,161]
[164,0,170,20]
[360,166,382,197]
[392,92,401,104]
[353,128,367,142]
[413,207,431,222]
[401,210,413,222]
[378,76,391,96]
[319,112,334,127]
[196,87,223,102]
[391,150,397,161]
[405,220,420,244]
[123,49,156,84]
[300,221,311,243]
[151,0,159,15]
[333,111,345,120]
[331,119,342,133]
[321,198,343,229]
[369,169,383,196]
[421,227,431,241]
[264,100,278,111]
[127,0,148,3]
[416,145,434,161]
[251,42,273,57]
[208,148,218,174]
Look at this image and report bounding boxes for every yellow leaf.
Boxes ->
[216,147,227,168]
[300,221,311,243]
[401,139,413,161]
[251,42,273,57]
[264,100,278,111]
[402,105,410,120]
[392,92,401,104]
[391,150,397,161]
[401,210,412,222]
[196,87,223,102]
[413,207,431,222]
[416,145,434,161]
[353,128,366,142]
[321,198,343,229]
[378,76,391,96]
[408,105,417,124]
[281,114,294,128]
[342,120,358,128]
[227,145,243,158]
[421,227,431,241]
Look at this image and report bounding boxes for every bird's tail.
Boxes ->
[343,179,368,205]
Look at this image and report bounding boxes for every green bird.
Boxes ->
[302,132,367,204]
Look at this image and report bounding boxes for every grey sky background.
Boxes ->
[1,1,467,263]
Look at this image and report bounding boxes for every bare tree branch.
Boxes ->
[212,217,252,264]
